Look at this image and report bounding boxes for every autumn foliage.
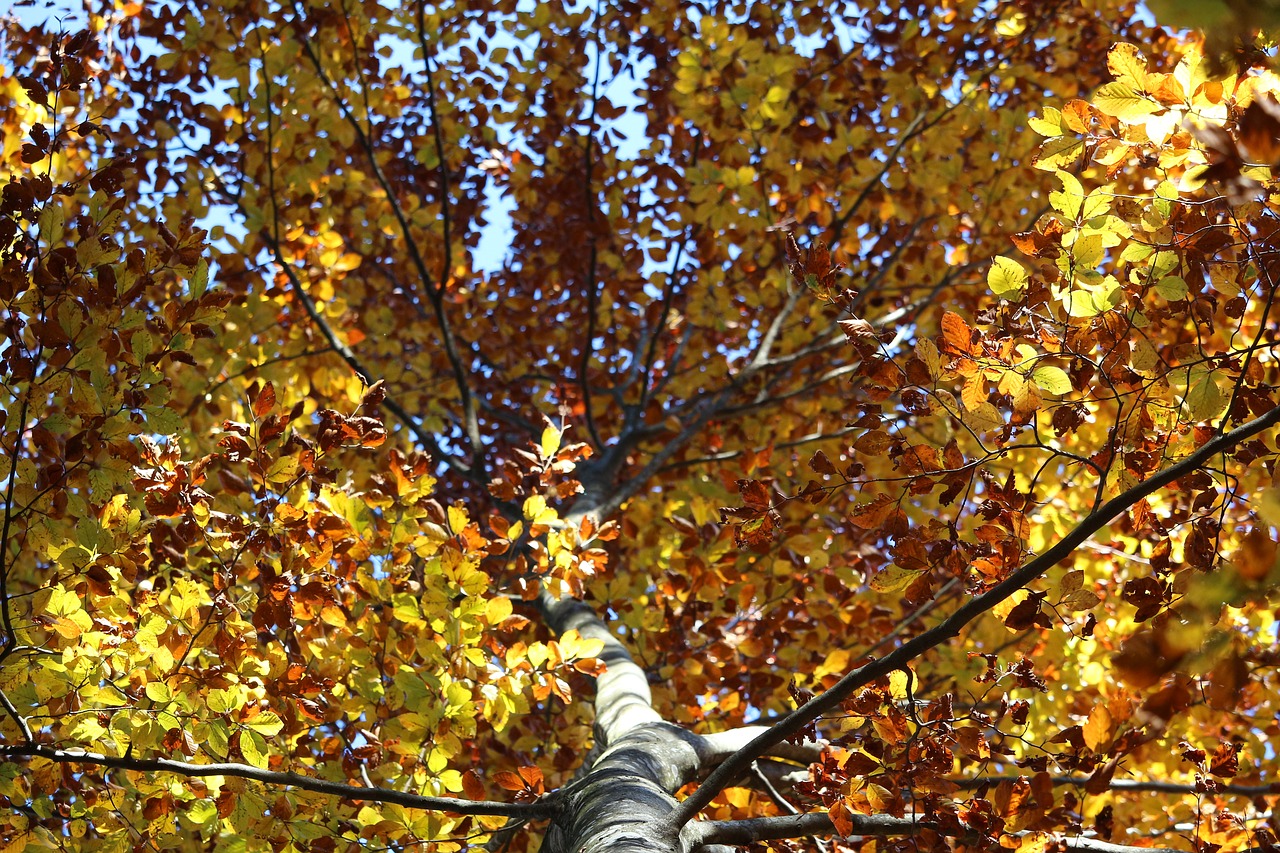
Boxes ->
[4,1,1280,852]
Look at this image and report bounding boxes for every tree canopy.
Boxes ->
[3,1,1280,852]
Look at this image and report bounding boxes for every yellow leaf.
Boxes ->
[1106,43,1150,90]
[1028,106,1064,138]
[988,256,1028,299]
[870,565,922,593]
[486,596,513,625]
[540,424,561,458]
[1083,705,1112,751]
[1093,82,1162,121]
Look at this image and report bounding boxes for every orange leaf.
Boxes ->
[940,311,974,355]
[493,771,524,792]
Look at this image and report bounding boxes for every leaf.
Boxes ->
[1107,43,1150,90]
[1093,82,1162,121]
[1063,290,1101,318]
[870,565,923,593]
[940,311,973,355]
[1083,705,1112,751]
[1185,373,1226,421]
[1060,589,1101,612]
[1050,170,1085,219]
[244,712,284,737]
[1028,107,1064,137]
[962,401,1004,434]
[540,424,562,458]
[144,682,172,704]
[1031,366,1073,395]
[915,339,941,379]
[1033,135,1085,170]
[253,382,277,418]
[240,731,269,769]
[1154,276,1188,301]
[494,771,525,791]
[988,256,1028,299]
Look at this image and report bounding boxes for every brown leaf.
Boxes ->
[253,381,277,419]
[1209,742,1241,778]
[1238,95,1280,163]
[461,770,485,801]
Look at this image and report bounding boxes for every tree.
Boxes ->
[2,0,1280,851]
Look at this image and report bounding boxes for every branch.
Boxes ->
[684,810,1198,853]
[685,812,928,848]
[0,744,556,819]
[957,775,1280,798]
[250,30,474,482]
[666,400,1280,829]
[291,8,483,460]
[577,2,607,453]
[698,728,822,767]
[413,0,454,293]
[259,230,473,481]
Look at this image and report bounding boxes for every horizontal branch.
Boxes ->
[1,744,557,819]
[668,400,1280,828]
[698,728,822,766]
[686,811,927,847]
[958,775,1280,798]
[686,810,1197,853]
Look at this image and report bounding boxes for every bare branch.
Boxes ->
[413,0,454,292]
[684,809,1199,853]
[698,728,822,766]
[666,400,1280,829]
[684,812,928,848]
[958,775,1280,798]
[0,744,556,819]
[290,8,483,460]
[258,222,472,481]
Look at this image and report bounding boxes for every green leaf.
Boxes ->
[1186,372,1226,421]
[1064,290,1100,318]
[1081,188,1112,221]
[1032,365,1073,395]
[144,682,172,704]
[1072,233,1104,270]
[208,689,238,715]
[205,723,229,758]
[144,405,184,436]
[1150,250,1180,279]
[190,259,209,298]
[239,730,269,768]
[988,256,1028,299]
[1155,276,1189,301]
[183,799,218,828]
